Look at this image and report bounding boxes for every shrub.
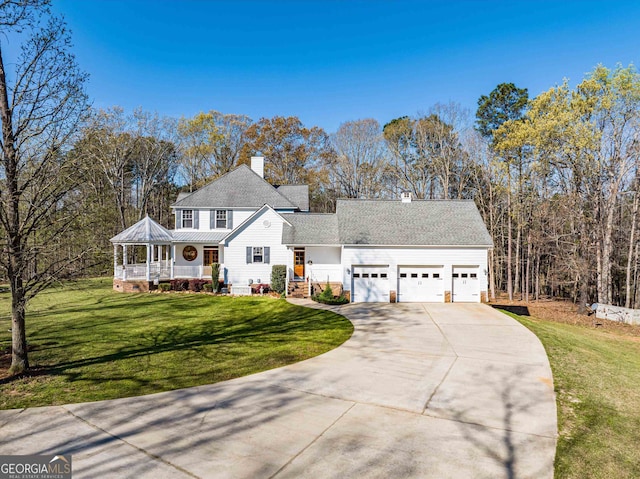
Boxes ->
[312,281,349,305]
[158,283,171,292]
[319,282,334,301]
[203,283,213,293]
[170,279,189,291]
[188,279,210,292]
[211,263,221,292]
[271,265,287,294]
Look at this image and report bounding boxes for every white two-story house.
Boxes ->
[111,157,493,302]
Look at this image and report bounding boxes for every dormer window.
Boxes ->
[182,210,193,228]
[216,210,227,229]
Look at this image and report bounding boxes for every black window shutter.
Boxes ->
[264,246,270,264]
[246,246,252,264]
[175,210,182,229]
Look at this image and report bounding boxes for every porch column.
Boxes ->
[146,244,151,281]
[122,244,128,281]
[170,244,175,280]
[113,244,118,278]
[285,263,289,298]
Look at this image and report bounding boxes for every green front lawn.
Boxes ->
[505,312,640,479]
[0,278,353,409]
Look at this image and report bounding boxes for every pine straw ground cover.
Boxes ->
[496,298,640,479]
[0,278,353,410]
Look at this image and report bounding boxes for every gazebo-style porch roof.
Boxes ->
[110,215,173,281]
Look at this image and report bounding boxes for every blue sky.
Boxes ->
[52,0,639,132]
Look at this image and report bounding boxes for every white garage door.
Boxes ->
[352,266,390,302]
[452,266,480,302]
[398,266,445,302]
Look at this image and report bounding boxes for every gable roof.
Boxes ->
[281,199,493,247]
[282,213,339,244]
[220,204,292,245]
[336,199,493,246]
[110,215,173,244]
[276,185,309,212]
[172,165,298,209]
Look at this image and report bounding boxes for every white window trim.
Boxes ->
[252,246,264,263]
[182,209,193,228]
[216,210,227,229]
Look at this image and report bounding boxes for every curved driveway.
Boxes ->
[0,302,557,478]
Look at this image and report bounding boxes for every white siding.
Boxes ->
[341,246,489,298]
[306,246,341,282]
[173,243,225,268]
[223,208,292,286]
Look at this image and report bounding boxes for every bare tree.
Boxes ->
[330,119,387,198]
[131,109,178,220]
[0,1,89,373]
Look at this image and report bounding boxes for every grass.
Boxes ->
[0,278,353,410]
[504,311,640,479]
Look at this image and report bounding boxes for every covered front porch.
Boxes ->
[110,216,222,287]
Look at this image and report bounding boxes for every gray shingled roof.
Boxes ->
[336,199,493,246]
[171,165,297,209]
[281,200,492,246]
[276,185,309,212]
[282,214,339,244]
[110,216,173,244]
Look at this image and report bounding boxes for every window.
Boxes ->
[253,247,263,263]
[422,273,429,278]
[411,273,418,278]
[453,273,459,278]
[381,273,388,279]
[353,273,361,278]
[182,210,193,228]
[203,246,219,265]
[433,273,440,279]
[400,273,407,278]
[371,273,378,278]
[216,210,227,229]
[362,273,370,278]
[470,273,478,279]
[461,273,468,278]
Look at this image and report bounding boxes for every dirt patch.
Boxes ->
[490,296,640,338]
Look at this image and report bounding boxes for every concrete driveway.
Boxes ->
[0,302,557,478]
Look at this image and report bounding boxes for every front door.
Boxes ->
[294,249,305,279]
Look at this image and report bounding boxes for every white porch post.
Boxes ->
[146,244,151,281]
[170,244,175,280]
[285,264,289,298]
[113,244,118,278]
[199,264,203,279]
[122,244,128,281]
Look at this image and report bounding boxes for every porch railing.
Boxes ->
[115,262,223,281]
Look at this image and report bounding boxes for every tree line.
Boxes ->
[2,1,639,373]
[68,65,640,313]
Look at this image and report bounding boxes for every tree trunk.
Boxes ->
[0,48,29,373]
[514,225,521,295]
[525,231,531,302]
[507,167,513,301]
[625,191,638,308]
[599,200,615,305]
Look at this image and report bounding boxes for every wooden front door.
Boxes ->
[294,249,305,279]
